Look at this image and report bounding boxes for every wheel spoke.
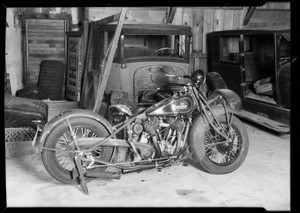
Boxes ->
[205,140,228,148]
[218,153,226,164]
[55,126,101,171]
[205,121,241,165]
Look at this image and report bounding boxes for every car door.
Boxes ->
[209,33,246,98]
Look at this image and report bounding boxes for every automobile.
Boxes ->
[92,24,193,105]
[4,92,48,142]
[206,29,291,133]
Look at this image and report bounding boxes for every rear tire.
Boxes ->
[41,117,113,184]
[189,114,249,174]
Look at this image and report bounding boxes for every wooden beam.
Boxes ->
[250,23,290,30]
[168,7,177,23]
[255,9,290,12]
[92,8,127,113]
[243,7,257,26]
[79,21,94,109]
[250,17,290,23]
[93,12,121,27]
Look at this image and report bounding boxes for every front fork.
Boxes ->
[192,86,232,140]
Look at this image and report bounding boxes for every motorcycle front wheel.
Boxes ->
[41,117,114,184]
[189,114,249,174]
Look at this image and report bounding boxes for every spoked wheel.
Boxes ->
[190,114,249,174]
[205,121,242,166]
[41,117,113,184]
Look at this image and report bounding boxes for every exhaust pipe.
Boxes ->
[71,168,121,180]
[86,168,121,179]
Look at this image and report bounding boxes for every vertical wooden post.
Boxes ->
[213,9,225,31]
[223,10,234,30]
[203,9,213,55]
[79,21,94,108]
[233,9,244,29]
[92,8,127,113]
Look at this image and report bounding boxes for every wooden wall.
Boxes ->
[172,3,290,72]
[245,3,290,29]
[85,7,168,24]
[24,19,69,86]
[172,7,246,71]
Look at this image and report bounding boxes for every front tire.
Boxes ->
[189,114,249,174]
[41,117,113,184]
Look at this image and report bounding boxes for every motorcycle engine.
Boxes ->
[128,116,184,157]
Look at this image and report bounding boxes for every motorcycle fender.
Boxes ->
[188,105,237,161]
[207,89,242,112]
[36,109,113,150]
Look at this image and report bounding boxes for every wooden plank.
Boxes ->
[29,53,64,58]
[250,17,290,23]
[28,33,66,38]
[28,36,65,41]
[28,29,64,33]
[248,23,290,30]
[243,7,257,25]
[94,12,121,26]
[192,8,204,54]
[213,9,225,31]
[258,2,290,10]
[126,9,167,23]
[172,7,183,25]
[183,8,193,27]
[223,10,234,30]
[27,19,65,24]
[28,25,65,29]
[168,7,177,23]
[233,10,243,29]
[203,9,214,54]
[28,40,64,45]
[25,20,30,87]
[28,43,50,47]
[93,8,127,113]
[28,47,64,51]
[29,56,65,61]
[80,22,95,108]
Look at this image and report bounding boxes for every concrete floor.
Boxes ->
[5,121,290,210]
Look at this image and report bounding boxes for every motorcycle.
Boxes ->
[32,70,249,195]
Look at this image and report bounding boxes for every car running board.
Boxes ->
[237,110,290,133]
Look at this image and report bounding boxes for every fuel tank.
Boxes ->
[145,95,194,117]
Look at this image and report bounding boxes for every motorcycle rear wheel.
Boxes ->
[41,117,113,184]
[190,114,249,174]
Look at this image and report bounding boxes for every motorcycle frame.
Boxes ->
[32,83,233,169]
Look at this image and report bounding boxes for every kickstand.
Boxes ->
[74,155,89,195]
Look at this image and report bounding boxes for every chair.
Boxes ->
[17,60,65,100]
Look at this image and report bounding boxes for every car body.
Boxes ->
[207,29,290,133]
[94,24,193,104]
[5,94,48,129]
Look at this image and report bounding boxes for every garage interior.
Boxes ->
[4,3,295,211]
